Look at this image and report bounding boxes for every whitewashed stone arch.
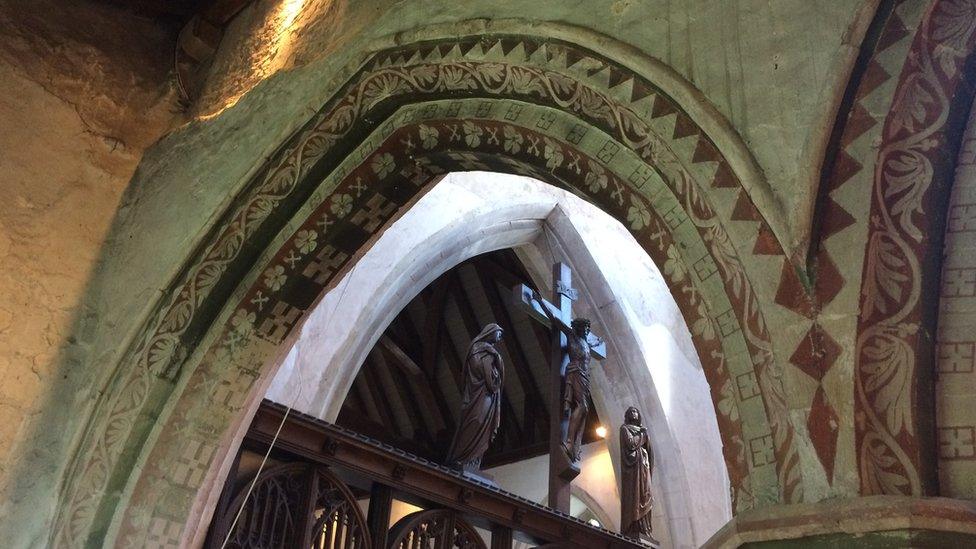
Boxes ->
[264,171,730,547]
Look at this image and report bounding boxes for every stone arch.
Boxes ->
[53,32,803,547]
[263,171,731,546]
[853,0,976,498]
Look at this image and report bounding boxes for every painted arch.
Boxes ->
[854,0,976,497]
[54,33,805,547]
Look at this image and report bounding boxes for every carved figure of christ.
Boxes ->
[513,263,606,513]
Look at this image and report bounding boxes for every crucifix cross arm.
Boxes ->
[514,284,607,359]
[586,332,606,354]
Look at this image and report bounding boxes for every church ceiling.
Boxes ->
[337,249,601,468]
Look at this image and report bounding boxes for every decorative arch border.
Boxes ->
[791,0,925,491]
[53,33,804,547]
[854,0,976,497]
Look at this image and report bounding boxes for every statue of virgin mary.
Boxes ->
[445,323,505,473]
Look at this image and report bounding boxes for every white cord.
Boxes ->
[220,254,359,548]
[219,407,291,548]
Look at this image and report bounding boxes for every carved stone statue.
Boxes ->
[445,323,505,473]
[620,406,654,541]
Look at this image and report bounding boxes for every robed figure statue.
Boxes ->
[445,323,505,473]
[620,406,654,541]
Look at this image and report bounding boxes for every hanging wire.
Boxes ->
[220,258,359,549]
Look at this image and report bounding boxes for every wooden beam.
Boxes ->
[478,254,532,288]
[343,386,364,414]
[422,276,454,376]
[386,316,425,364]
[401,296,454,436]
[379,335,424,377]
[377,321,444,439]
[333,412,431,458]
[353,377,383,425]
[419,277,458,438]
[360,356,404,438]
[492,524,514,549]
[366,483,394,548]
[473,265,548,442]
[376,342,439,446]
[476,253,556,425]
[406,302,453,435]
[392,305,451,434]
[379,342,448,435]
[369,348,419,439]
[450,271,525,445]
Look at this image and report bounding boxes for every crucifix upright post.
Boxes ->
[513,262,606,513]
[547,263,576,512]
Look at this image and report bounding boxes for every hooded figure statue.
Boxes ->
[620,406,654,540]
[445,323,505,472]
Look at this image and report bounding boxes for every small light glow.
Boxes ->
[278,0,305,32]
[595,425,608,438]
[588,518,602,528]
[197,0,312,119]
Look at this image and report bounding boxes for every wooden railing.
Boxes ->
[388,509,485,548]
[208,400,649,548]
[210,462,370,548]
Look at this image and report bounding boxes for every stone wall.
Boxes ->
[0,0,181,542]
[936,94,976,498]
[0,0,957,546]
[202,0,875,253]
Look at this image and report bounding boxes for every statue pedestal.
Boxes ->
[553,443,581,481]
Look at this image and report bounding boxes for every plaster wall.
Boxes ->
[201,0,876,252]
[0,0,181,535]
[484,441,625,530]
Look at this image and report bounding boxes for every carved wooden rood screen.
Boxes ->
[207,400,646,548]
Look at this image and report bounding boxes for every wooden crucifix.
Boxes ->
[513,262,606,512]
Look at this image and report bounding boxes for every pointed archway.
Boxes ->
[263,172,732,546]
[54,30,804,547]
